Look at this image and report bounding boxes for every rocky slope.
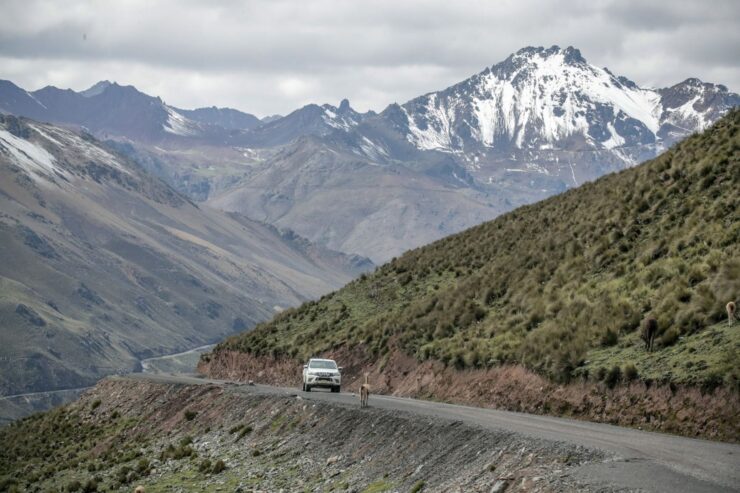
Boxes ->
[0,115,370,417]
[0,377,609,492]
[208,135,515,263]
[202,110,740,439]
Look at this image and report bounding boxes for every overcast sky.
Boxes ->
[1,0,738,117]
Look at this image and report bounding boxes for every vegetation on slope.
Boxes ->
[216,110,739,387]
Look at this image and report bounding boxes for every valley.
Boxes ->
[0,114,371,421]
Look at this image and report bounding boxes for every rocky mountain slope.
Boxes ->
[203,110,739,438]
[208,135,516,262]
[0,115,369,416]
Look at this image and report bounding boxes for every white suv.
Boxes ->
[302,358,342,393]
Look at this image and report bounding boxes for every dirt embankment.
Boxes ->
[199,346,740,443]
[40,378,606,492]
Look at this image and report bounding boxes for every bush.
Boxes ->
[90,400,101,410]
[623,364,639,381]
[136,458,150,475]
[410,480,426,493]
[198,459,212,473]
[81,479,98,493]
[184,410,197,421]
[600,329,618,347]
[604,366,622,388]
[198,457,227,474]
[160,440,196,461]
[236,425,253,441]
[660,328,680,348]
[66,480,82,492]
[212,459,226,474]
[116,466,132,484]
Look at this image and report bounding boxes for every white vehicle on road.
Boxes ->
[302,358,342,392]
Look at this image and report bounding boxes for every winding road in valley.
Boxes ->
[122,372,740,493]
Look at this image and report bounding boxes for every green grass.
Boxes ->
[362,480,395,493]
[214,110,740,387]
[582,322,740,387]
[0,405,151,491]
[410,479,426,492]
[134,468,246,493]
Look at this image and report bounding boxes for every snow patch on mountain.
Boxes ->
[0,129,66,181]
[27,122,133,176]
[603,122,625,149]
[321,104,361,131]
[358,136,389,160]
[164,107,200,136]
[402,97,455,151]
[25,90,48,109]
[662,95,708,132]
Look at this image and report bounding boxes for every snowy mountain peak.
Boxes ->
[511,45,585,65]
[320,100,362,130]
[392,46,738,156]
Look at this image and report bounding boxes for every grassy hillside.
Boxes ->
[216,110,739,387]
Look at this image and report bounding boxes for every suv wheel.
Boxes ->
[301,383,306,392]
[305,385,311,392]
[331,386,340,393]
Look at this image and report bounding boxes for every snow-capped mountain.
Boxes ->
[657,77,736,141]
[353,45,736,192]
[389,46,737,157]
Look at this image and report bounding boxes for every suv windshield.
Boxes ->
[309,360,337,369]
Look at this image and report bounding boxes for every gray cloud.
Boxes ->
[0,0,737,116]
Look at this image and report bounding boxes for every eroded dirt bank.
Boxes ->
[199,346,740,443]
[2,377,611,492]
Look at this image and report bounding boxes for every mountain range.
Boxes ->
[1,45,736,262]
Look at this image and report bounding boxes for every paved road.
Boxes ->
[123,373,740,492]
